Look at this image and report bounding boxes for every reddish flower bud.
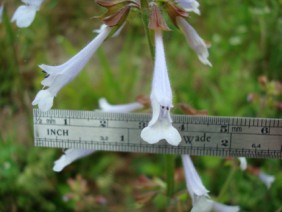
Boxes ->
[96,0,140,27]
[148,4,170,31]
[164,1,188,26]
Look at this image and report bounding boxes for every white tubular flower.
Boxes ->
[258,171,275,189]
[238,157,247,171]
[98,98,143,112]
[212,202,240,212]
[53,97,143,172]
[182,155,209,202]
[0,4,3,24]
[192,198,240,212]
[140,30,181,146]
[175,0,200,15]
[11,0,44,28]
[182,155,239,212]
[176,17,212,66]
[32,26,112,112]
[53,149,94,172]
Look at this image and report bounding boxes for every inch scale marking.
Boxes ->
[33,109,282,159]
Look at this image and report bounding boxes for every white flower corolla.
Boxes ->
[140,30,181,146]
[175,0,200,15]
[182,155,209,202]
[11,0,44,28]
[258,171,275,189]
[238,157,247,171]
[32,26,112,112]
[182,155,240,212]
[98,98,143,113]
[0,4,3,24]
[53,149,94,172]
[176,17,212,67]
[32,90,54,112]
[212,202,240,212]
[192,197,240,212]
[53,97,144,172]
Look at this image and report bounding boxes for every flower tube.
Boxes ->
[32,25,112,112]
[141,30,181,146]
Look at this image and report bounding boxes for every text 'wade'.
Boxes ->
[183,133,211,144]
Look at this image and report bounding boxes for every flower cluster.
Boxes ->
[30,0,277,211]
[32,0,211,147]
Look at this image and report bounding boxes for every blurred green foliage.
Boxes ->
[0,0,281,211]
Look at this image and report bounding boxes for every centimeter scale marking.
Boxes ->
[33,109,282,159]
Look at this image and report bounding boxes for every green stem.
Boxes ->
[165,154,175,198]
[217,164,237,201]
[140,0,154,58]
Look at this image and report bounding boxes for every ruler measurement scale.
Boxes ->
[33,109,282,159]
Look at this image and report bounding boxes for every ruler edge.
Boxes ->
[33,108,282,124]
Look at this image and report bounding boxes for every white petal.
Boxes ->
[177,17,212,66]
[238,157,247,171]
[32,89,54,112]
[53,149,94,172]
[191,196,213,212]
[98,98,143,113]
[38,25,112,97]
[176,0,201,15]
[181,155,209,202]
[11,5,36,28]
[141,119,181,146]
[212,202,240,212]
[258,171,275,189]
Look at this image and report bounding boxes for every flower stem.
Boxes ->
[140,0,154,58]
[165,154,175,198]
[217,163,237,201]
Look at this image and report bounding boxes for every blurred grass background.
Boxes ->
[0,0,282,211]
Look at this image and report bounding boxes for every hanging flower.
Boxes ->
[176,17,212,66]
[165,1,211,66]
[53,97,145,172]
[140,29,181,146]
[175,0,200,15]
[53,149,94,172]
[182,155,240,212]
[258,171,275,189]
[32,25,112,112]
[11,0,44,28]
